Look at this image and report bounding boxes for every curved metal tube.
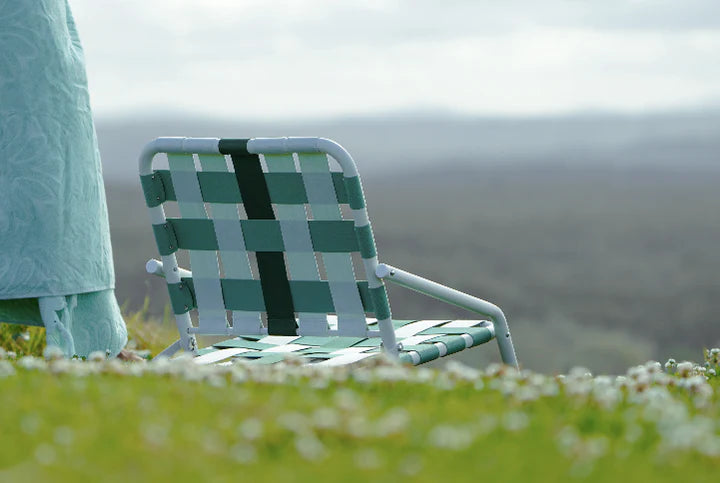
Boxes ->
[376,263,518,367]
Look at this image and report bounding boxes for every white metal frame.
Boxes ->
[375,264,518,367]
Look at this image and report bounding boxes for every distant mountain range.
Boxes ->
[96,109,720,183]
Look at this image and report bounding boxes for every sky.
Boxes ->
[70,0,720,120]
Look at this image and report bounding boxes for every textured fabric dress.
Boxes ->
[0,0,127,357]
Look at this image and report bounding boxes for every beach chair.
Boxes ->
[139,137,518,367]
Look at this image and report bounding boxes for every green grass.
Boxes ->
[2,311,719,481]
[0,359,718,482]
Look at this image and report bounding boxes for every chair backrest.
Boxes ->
[140,137,395,343]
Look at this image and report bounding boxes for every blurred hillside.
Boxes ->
[101,111,720,374]
[97,110,720,181]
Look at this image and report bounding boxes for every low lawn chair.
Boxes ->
[139,137,518,367]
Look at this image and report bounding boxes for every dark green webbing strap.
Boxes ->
[220,139,297,336]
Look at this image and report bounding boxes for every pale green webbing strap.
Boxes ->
[167,154,227,332]
[197,154,263,334]
[264,154,328,336]
[298,153,367,336]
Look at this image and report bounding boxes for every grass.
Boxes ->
[1,311,719,481]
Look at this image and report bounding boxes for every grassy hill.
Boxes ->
[0,344,718,482]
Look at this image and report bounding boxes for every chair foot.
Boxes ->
[155,339,182,358]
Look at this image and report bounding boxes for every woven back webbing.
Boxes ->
[142,138,388,338]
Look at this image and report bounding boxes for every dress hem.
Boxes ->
[0,283,116,301]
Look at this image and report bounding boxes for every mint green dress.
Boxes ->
[0,0,127,357]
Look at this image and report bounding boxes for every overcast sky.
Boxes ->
[71,0,720,120]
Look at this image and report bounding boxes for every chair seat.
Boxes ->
[193,319,495,366]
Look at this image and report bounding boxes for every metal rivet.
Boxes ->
[184,305,188,311]
[390,270,395,276]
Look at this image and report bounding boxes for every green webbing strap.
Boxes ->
[222,140,297,336]
[427,336,468,355]
[140,172,167,207]
[354,224,377,259]
[402,344,441,364]
[235,353,288,364]
[141,171,348,205]
[293,336,365,348]
[308,221,358,252]
[421,326,494,345]
[167,278,196,314]
[219,280,370,313]
[213,338,276,350]
[343,176,365,210]
[152,222,179,255]
[398,353,415,364]
[368,286,391,320]
[159,218,359,253]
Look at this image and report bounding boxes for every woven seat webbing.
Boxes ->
[230,151,297,335]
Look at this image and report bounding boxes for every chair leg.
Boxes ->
[155,339,183,358]
[492,312,518,367]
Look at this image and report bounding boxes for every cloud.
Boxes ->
[69,0,720,118]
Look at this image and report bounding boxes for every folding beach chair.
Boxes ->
[139,137,518,367]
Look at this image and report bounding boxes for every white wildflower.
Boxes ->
[34,444,56,466]
[239,418,264,441]
[568,366,593,380]
[334,388,360,412]
[53,426,75,446]
[676,361,693,378]
[201,431,223,454]
[374,407,410,437]
[278,412,309,434]
[428,424,475,450]
[515,385,541,402]
[43,345,65,361]
[0,360,17,377]
[88,351,106,362]
[476,415,498,435]
[354,449,382,469]
[141,423,170,447]
[445,360,480,380]
[398,454,423,476]
[644,361,663,374]
[502,411,529,432]
[230,443,257,464]
[346,415,369,438]
[20,414,41,435]
[556,426,580,456]
[295,434,327,461]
